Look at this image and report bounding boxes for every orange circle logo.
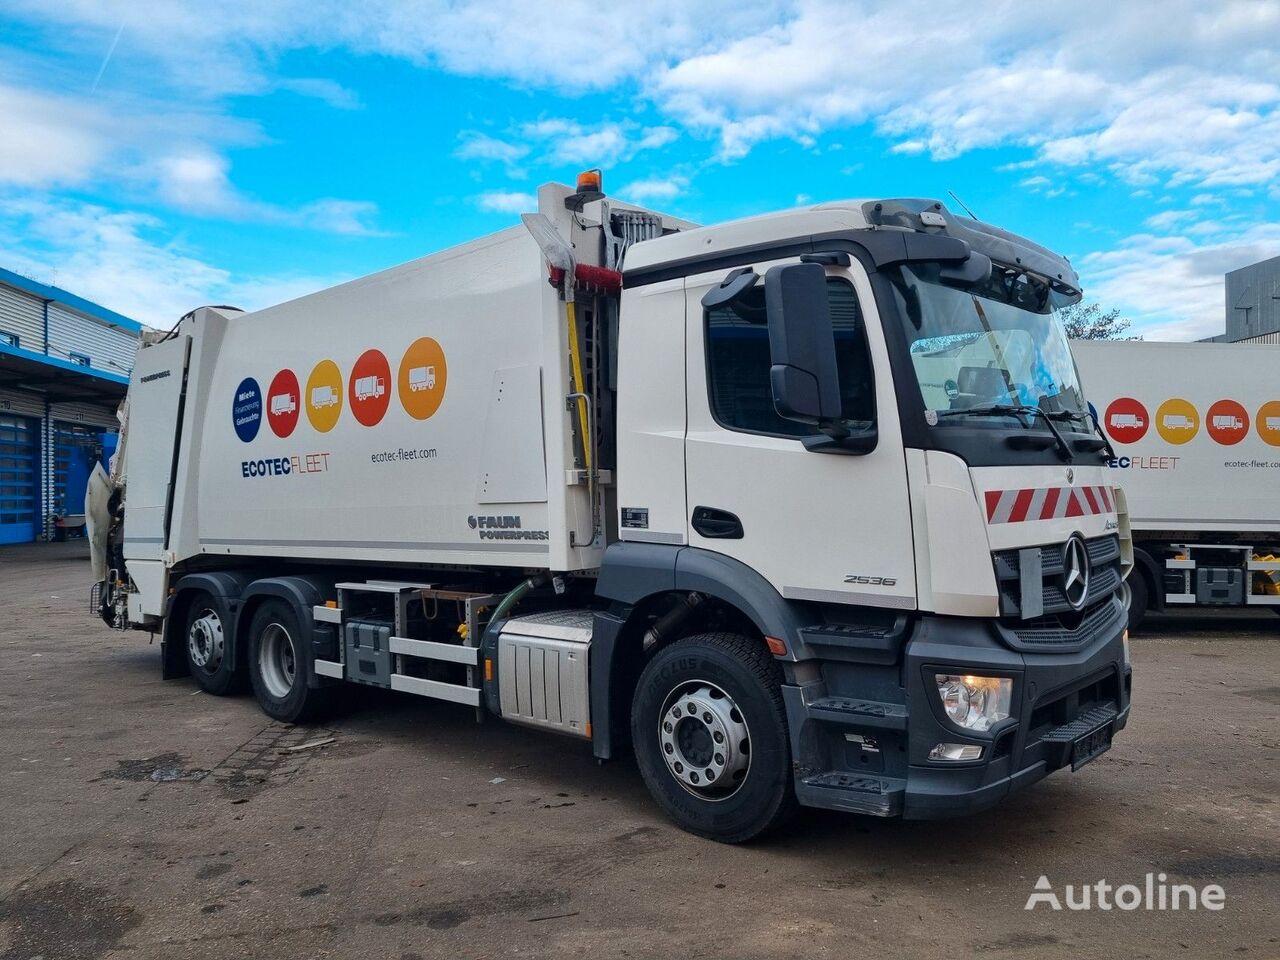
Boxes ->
[305,359,343,433]
[1205,399,1249,445]
[349,349,392,427]
[1155,398,1199,445]
[1258,400,1280,447]
[397,337,448,421]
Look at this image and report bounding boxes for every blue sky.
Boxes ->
[1,0,1278,340]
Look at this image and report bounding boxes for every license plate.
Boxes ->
[1071,723,1113,770]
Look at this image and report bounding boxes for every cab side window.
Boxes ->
[705,277,874,438]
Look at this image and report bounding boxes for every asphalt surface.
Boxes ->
[1,541,1277,959]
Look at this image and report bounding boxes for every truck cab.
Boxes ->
[598,197,1133,831]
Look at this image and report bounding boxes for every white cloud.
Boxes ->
[151,148,246,215]
[4,0,779,95]
[652,0,1280,185]
[8,0,1279,191]
[455,132,530,178]
[519,119,678,167]
[618,176,689,204]
[276,78,361,110]
[457,119,679,177]
[294,199,384,236]
[0,82,382,233]
[0,84,111,186]
[0,197,348,327]
[474,190,536,214]
[1080,222,1280,341]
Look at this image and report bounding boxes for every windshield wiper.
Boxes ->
[935,404,1074,461]
[1032,407,1117,458]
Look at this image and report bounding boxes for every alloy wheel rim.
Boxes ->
[187,608,224,671]
[259,623,296,699]
[658,680,751,801]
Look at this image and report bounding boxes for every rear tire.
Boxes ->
[1126,571,1149,633]
[248,599,331,723]
[183,591,239,695]
[631,632,795,843]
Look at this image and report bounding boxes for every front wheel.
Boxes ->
[248,600,331,723]
[1126,571,1149,633]
[631,632,794,843]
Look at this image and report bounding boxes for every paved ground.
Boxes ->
[0,541,1277,960]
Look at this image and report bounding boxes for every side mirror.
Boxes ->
[764,262,842,424]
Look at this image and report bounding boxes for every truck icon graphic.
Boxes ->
[1211,415,1243,431]
[1110,412,1144,429]
[354,375,386,401]
[270,393,296,416]
[1162,414,1195,430]
[408,365,437,392]
[311,385,339,408]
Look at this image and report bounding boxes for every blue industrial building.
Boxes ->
[0,267,142,544]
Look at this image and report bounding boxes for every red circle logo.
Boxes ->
[348,349,392,427]
[1205,399,1249,445]
[1104,397,1149,444]
[266,369,300,438]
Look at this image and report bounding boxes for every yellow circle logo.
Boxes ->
[1155,398,1199,444]
[397,338,448,421]
[1258,400,1280,447]
[305,359,343,433]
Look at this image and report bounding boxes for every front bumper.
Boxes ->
[781,597,1131,819]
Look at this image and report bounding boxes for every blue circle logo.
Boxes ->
[233,377,262,442]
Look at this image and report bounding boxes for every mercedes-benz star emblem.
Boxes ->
[1062,535,1091,611]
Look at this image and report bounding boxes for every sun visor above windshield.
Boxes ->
[861,198,1081,298]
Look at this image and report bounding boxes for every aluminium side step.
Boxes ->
[796,771,906,817]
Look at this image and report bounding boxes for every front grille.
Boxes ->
[994,534,1122,619]
[1003,594,1125,652]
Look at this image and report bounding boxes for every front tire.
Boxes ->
[1126,571,1149,633]
[631,632,794,843]
[183,591,238,695]
[248,600,331,723]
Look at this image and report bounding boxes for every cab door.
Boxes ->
[683,257,916,610]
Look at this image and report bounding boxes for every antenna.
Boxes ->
[948,190,979,220]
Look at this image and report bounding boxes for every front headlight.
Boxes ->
[935,674,1012,732]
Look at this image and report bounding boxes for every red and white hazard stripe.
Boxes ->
[984,485,1113,524]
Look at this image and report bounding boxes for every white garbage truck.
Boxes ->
[88,174,1133,841]
[1074,339,1280,629]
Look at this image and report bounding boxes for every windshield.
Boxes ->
[887,262,1086,426]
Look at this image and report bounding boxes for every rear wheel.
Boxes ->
[184,591,238,695]
[631,632,794,843]
[248,599,331,723]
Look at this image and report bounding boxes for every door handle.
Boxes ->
[691,506,743,540]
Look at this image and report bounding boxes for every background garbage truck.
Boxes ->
[88,173,1133,841]
[1075,339,1280,629]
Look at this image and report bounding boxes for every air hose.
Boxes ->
[491,574,550,624]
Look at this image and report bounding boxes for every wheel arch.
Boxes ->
[236,576,334,689]
[590,542,814,761]
[162,571,253,679]
[1131,545,1164,612]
